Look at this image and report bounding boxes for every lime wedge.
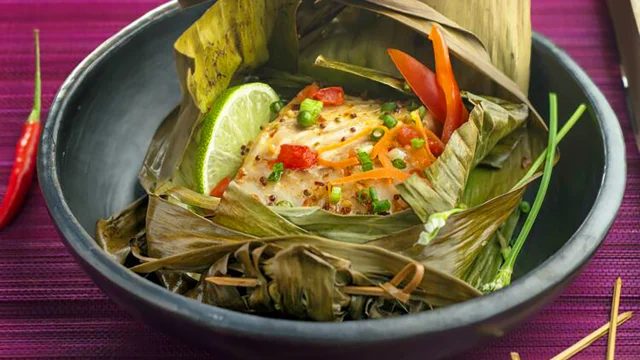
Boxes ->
[195,82,279,194]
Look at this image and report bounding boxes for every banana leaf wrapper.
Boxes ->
[96,0,547,320]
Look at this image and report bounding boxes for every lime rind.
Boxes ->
[195,83,279,194]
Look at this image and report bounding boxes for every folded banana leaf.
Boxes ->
[95,196,148,264]
[96,0,547,321]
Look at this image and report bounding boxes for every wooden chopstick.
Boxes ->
[550,311,633,360]
[606,277,623,360]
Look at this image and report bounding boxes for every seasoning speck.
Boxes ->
[350,113,357,119]
[268,195,276,202]
[350,127,356,133]
[314,181,326,187]
[255,155,261,161]
[319,123,326,129]
[303,189,312,197]
[259,177,268,186]
[323,203,331,210]
[341,136,346,142]
[240,145,247,150]
[393,194,401,200]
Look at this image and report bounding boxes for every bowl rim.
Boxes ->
[38,0,627,345]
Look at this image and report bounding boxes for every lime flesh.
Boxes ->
[195,83,279,195]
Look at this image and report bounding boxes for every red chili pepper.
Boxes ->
[387,48,447,124]
[0,30,41,230]
[275,144,318,170]
[313,87,344,105]
[210,177,231,198]
[429,25,468,144]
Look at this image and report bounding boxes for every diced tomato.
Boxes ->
[428,139,445,157]
[396,126,422,146]
[295,83,320,102]
[276,144,318,170]
[210,177,232,197]
[313,87,344,105]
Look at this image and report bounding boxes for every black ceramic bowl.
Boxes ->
[38,2,626,359]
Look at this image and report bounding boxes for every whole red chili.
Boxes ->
[0,30,41,230]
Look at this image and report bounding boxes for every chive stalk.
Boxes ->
[486,93,559,291]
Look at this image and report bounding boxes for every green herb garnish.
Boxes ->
[329,187,342,203]
[268,162,284,182]
[411,138,425,149]
[270,100,284,113]
[392,158,407,169]
[380,114,397,128]
[370,127,385,141]
[298,98,323,127]
[372,200,391,214]
[381,102,397,112]
[357,150,374,171]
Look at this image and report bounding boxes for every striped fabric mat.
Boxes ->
[0,0,638,358]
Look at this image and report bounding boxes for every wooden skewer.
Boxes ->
[510,352,521,360]
[606,277,623,360]
[550,311,633,360]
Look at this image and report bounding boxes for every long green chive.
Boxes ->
[357,150,374,171]
[519,201,531,214]
[268,162,284,182]
[329,186,342,203]
[370,127,385,141]
[369,187,379,202]
[372,200,391,214]
[512,104,587,189]
[392,158,407,169]
[411,138,425,149]
[381,102,397,112]
[380,114,398,128]
[275,200,293,207]
[270,100,285,113]
[486,93,559,291]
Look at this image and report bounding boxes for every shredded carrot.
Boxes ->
[411,110,436,159]
[318,156,359,169]
[317,126,374,154]
[371,126,400,159]
[414,147,435,168]
[329,168,410,186]
[378,151,393,169]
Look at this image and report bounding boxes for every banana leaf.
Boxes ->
[480,127,526,169]
[145,195,249,259]
[130,235,481,312]
[370,181,526,277]
[95,196,148,264]
[397,93,529,222]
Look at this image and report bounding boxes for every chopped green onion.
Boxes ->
[329,187,342,203]
[381,102,397,112]
[418,106,426,119]
[270,100,285,113]
[369,187,379,202]
[372,200,391,214]
[380,114,398,128]
[275,200,293,207]
[392,158,407,169]
[519,201,531,214]
[357,150,374,172]
[370,127,385,141]
[297,110,315,128]
[356,189,370,204]
[408,100,420,111]
[268,162,284,182]
[298,98,323,127]
[411,138,425,149]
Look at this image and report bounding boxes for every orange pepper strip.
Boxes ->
[317,126,374,154]
[329,168,410,187]
[410,110,436,162]
[378,151,394,169]
[429,25,466,144]
[318,156,359,169]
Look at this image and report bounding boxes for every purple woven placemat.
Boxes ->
[0,0,638,359]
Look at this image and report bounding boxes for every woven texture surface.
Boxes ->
[0,0,638,358]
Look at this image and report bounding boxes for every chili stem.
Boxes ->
[28,29,41,124]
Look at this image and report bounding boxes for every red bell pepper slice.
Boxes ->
[313,86,344,105]
[276,144,318,170]
[210,177,232,198]
[429,25,467,144]
[387,48,447,124]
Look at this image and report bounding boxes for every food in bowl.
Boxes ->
[96,0,584,321]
